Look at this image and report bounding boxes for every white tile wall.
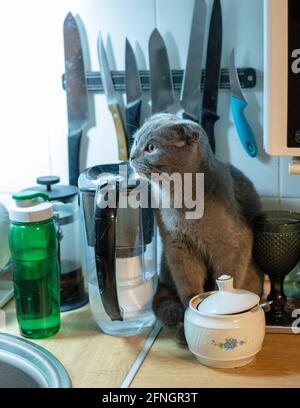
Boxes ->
[0,0,299,212]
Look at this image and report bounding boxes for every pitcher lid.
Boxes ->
[197,275,260,315]
[24,176,78,202]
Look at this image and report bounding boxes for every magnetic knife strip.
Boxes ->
[62,68,256,92]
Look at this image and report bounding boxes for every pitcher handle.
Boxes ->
[94,183,123,321]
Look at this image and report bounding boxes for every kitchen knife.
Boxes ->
[97,33,128,161]
[180,0,207,123]
[201,0,223,153]
[63,12,90,186]
[149,29,175,114]
[229,49,258,158]
[125,38,142,154]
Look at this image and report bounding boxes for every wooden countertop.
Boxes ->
[2,301,150,388]
[131,328,300,388]
[3,300,300,388]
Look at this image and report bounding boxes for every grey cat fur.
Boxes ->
[130,114,264,328]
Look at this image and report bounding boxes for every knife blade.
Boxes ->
[97,33,128,161]
[229,49,257,158]
[63,12,90,186]
[149,29,175,114]
[180,0,207,123]
[125,38,142,154]
[201,0,222,153]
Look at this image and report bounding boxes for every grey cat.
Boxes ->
[130,114,264,329]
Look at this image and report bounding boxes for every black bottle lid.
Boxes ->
[25,176,78,202]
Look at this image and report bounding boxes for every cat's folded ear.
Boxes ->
[169,123,200,148]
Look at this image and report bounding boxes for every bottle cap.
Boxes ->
[9,191,53,223]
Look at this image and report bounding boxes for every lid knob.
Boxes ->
[216,275,234,292]
[37,176,60,192]
[196,274,260,315]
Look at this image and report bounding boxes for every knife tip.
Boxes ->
[63,11,75,27]
[65,11,74,21]
[150,28,161,39]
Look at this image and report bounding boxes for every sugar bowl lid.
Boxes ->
[197,275,260,315]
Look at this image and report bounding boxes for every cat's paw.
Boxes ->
[155,299,184,327]
[175,322,187,347]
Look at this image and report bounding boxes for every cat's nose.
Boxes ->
[130,150,137,161]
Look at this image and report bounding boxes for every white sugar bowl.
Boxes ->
[184,275,266,368]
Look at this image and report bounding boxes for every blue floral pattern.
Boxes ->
[212,338,247,350]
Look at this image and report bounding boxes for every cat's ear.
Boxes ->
[170,123,200,147]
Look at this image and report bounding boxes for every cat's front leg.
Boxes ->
[152,281,183,327]
[165,242,207,308]
[209,224,263,295]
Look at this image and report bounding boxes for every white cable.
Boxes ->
[120,321,162,389]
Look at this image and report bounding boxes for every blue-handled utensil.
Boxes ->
[229,49,258,157]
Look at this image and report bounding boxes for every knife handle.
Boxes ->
[182,112,199,124]
[126,100,142,155]
[68,130,82,186]
[109,104,128,161]
[201,109,220,153]
[230,96,258,158]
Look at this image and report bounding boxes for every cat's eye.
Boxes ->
[146,143,157,153]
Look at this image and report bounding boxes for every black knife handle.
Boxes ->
[182,112,199,124]
[201,110,220,154]
[126,100,142,155]
[68,129,82,186]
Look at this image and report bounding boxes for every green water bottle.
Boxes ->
[9,191,61,339]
